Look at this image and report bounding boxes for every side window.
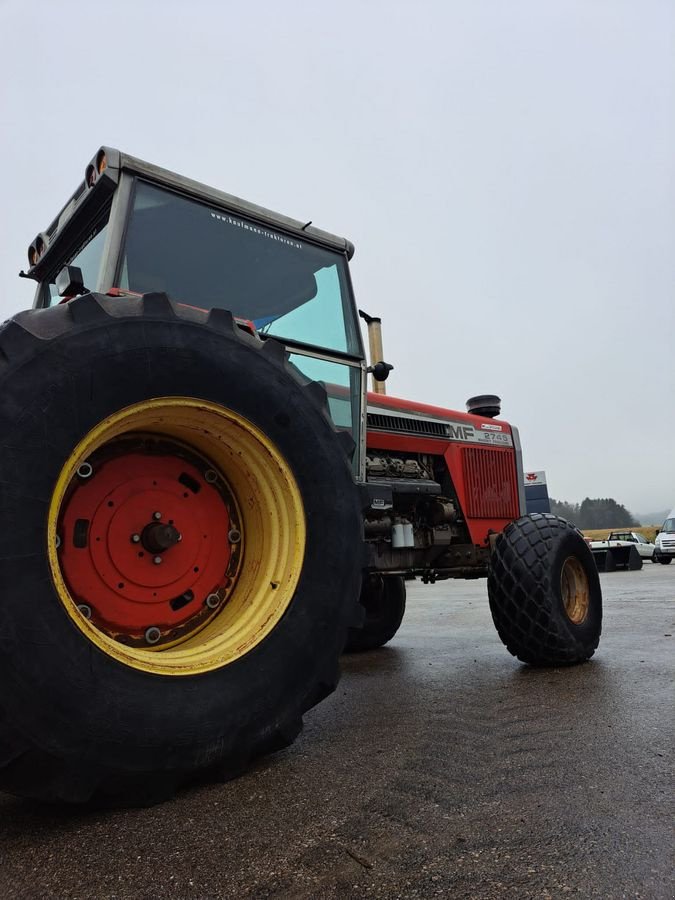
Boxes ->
[44,220,109,306]
[288,353,359,431]
[286,351,363,476]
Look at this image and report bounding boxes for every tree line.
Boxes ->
[549,497,639,529]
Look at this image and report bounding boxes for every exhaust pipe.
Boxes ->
[359,310,392,395]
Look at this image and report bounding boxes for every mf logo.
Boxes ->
[448,424,474,441]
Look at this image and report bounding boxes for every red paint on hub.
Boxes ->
[58,452,233,637]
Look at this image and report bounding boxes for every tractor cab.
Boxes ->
[23,147,368,475]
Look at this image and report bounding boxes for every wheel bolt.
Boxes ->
[76,461,93,479]
[144,626,161,645]
[228,529,241,544]
[77,604,92,619]
[153,556,162,565]
[204,470,218,484]
[131,533,141,543]
[205,593,221,609]
[55,534,61,549]
[153,511,162,520]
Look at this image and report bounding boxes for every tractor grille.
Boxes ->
[367,412,448,438]
[462,447,519,519]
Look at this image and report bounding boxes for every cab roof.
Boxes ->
[24,146,355,281]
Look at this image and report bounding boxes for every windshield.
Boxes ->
[661,518,675,532]
[118,181,359,356]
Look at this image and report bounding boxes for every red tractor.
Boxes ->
[0,148,601,804]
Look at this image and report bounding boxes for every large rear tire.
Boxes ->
[344,575,406,652]
[487,514,602,666]
[0,293,363,804]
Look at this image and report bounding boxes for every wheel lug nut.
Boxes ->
[153,511,162,520]
[76,461,93,479]
[204,470,218,484]
[77,604,92,619]
[131,534,141,543]
[205,593,221,609]
[55,534,61,549]
[228,529,241,544]
[153,556,162,565]
[144,626,161,645]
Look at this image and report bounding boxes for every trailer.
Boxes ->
[589,540,643,571]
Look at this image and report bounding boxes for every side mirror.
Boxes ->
[368,361,393,382]
[56,265,87,298]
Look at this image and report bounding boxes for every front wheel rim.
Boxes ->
[48,398,306,676]
[560,556,590,625]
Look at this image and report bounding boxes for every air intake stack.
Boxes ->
[466,394,501,418]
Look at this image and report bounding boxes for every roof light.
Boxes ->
[96,149,107,174]
[28,234,47,267]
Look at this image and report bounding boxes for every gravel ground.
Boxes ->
[0,565,673,899]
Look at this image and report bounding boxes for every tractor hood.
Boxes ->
[367,392,515,449]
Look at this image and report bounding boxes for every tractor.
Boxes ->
[0,147,602,804]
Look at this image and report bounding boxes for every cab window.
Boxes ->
[44,219,109,306]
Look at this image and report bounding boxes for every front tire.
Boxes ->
[659,556,672,565]
[0,293,363,804]
[344,576,406,652]
[487,514,602,666]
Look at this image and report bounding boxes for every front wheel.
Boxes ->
[659,556,672,565]
[344,576,406,652]
[487,514,602,666]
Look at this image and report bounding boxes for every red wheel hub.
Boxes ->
[57,445,242,645]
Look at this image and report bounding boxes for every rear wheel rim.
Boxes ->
[560,556,590,625]
[48,398,306,675]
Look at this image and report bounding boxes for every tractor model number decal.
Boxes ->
[439,421,512,447]
[472,429,512,446]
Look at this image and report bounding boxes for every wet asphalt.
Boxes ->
[0,565,672,900]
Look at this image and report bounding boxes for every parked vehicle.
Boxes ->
[606,532,657,561]
[588,538,642,571]
[655,510,675,564]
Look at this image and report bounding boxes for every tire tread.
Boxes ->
[487,514,601,666]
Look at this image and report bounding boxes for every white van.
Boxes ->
[654,508,675,564]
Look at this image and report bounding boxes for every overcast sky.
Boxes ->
[1,0,673,516]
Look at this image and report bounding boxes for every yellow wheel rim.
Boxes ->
[560,556,590,625]
[47,398,306,675]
